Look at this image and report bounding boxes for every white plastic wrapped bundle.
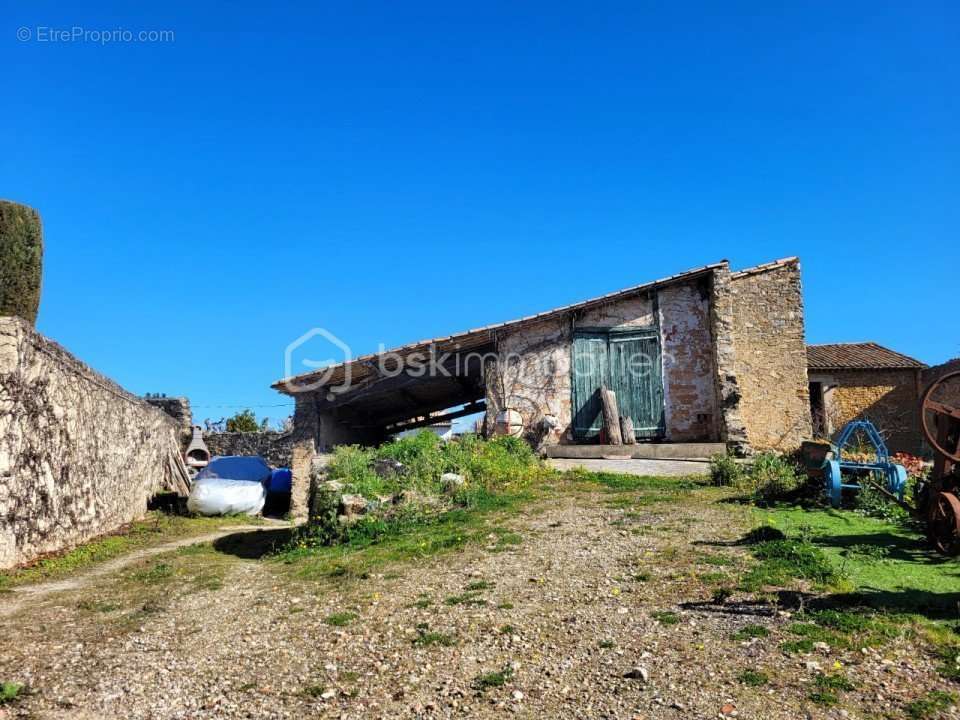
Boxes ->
[187,479,266,516]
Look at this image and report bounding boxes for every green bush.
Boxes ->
[225,409,260,433]
[742,452,803,502]
[325,432,543,500]
[709,453,744,486]
[0,201,43,325]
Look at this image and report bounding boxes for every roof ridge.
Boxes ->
[274,259,732,391]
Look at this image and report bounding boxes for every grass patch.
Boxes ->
[129,562,175,584]
[465,580,494,591]
[737,669,768,686]
[302,684,327,698]
[807,690,838,706]
[412,630,456,647]
[0,513,259,590]
[444,591,486,607]
[496,602,514,610]
[472,665,514,691]
[739,537,839,592]
[0,682,23,705]
[905,690,958,720]
[731,624,770,641]
[750,505,960,618]
[814,673,856,692]
[599,639,616,649]
[651,610,680,625]
[324,611,358,627]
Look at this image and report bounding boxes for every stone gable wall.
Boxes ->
[728,262,811,451]
[0,317,188,569]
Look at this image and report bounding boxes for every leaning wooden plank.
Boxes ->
[620,415,637,445]
[600,386,623,445]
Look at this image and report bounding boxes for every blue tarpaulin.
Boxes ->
[196,456,272,484]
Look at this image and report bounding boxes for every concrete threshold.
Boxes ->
[545,442,725,461]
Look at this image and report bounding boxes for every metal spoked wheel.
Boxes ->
[927,491,960,556]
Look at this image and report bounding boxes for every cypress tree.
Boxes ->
[0,200,43,325]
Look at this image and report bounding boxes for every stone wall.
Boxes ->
[728,261,811,451]
[658,280,719,442]
[204,430,294,468]
[144,396,192,446]
[0,317,189,569]
[484,316,572,446]
[824,369,922,454]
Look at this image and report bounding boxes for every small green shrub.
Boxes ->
[0,682,23,705]
[731,624,770,641]
[472,665,514,691]
[905,690,958,720]
[709,453,744,486]
[412,630,456,647]
[743,452,803,502]
[737,669,768,686]
[651,610,680,625]
[324,611,357,627]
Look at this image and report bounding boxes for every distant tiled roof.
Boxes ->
[807,342,926,371]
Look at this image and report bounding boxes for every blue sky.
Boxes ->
[3,1,957,427]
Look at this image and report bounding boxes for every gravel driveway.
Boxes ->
[0,481,954,719]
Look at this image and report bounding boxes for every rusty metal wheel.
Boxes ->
[927,491,960,555]
[921,370,960,464]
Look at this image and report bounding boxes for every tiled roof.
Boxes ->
[807,342,926,371]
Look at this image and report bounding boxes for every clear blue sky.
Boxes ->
[3,1,957,427]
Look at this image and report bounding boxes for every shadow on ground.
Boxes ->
[212,528,296,559]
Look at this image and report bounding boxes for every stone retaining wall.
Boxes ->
[203,431,293,468]
[0,317,188,569]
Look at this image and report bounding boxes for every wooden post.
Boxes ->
[620,416,637,445]
[600,386,623,445]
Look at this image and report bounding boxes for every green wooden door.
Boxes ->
[609,332,665,439]
[571,333,608,439]
[571,330,664,442]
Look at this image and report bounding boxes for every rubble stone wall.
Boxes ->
[204,431,294,468]
[728,262,811,451]
[0,317,187,569]
[825,369,922,454]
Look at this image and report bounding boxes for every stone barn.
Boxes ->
[806,342,927,454]
[274,257,812,519]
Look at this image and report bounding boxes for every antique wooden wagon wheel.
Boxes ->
[920,370,960,555]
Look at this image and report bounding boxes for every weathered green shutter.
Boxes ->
[571,333,608,440]
[571,329,665,442]
[609,332,664,439]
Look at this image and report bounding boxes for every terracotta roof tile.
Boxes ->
[807,342,926,371]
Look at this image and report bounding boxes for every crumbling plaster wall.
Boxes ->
[0,317,188,569]
[658,281,719,442]
[484,316,572,446]
[728,262,811,451]
[484,279,720,445]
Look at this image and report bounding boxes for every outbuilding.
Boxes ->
[274,257,813,519]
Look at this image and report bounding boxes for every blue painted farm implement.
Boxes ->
[822,420,907,508]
